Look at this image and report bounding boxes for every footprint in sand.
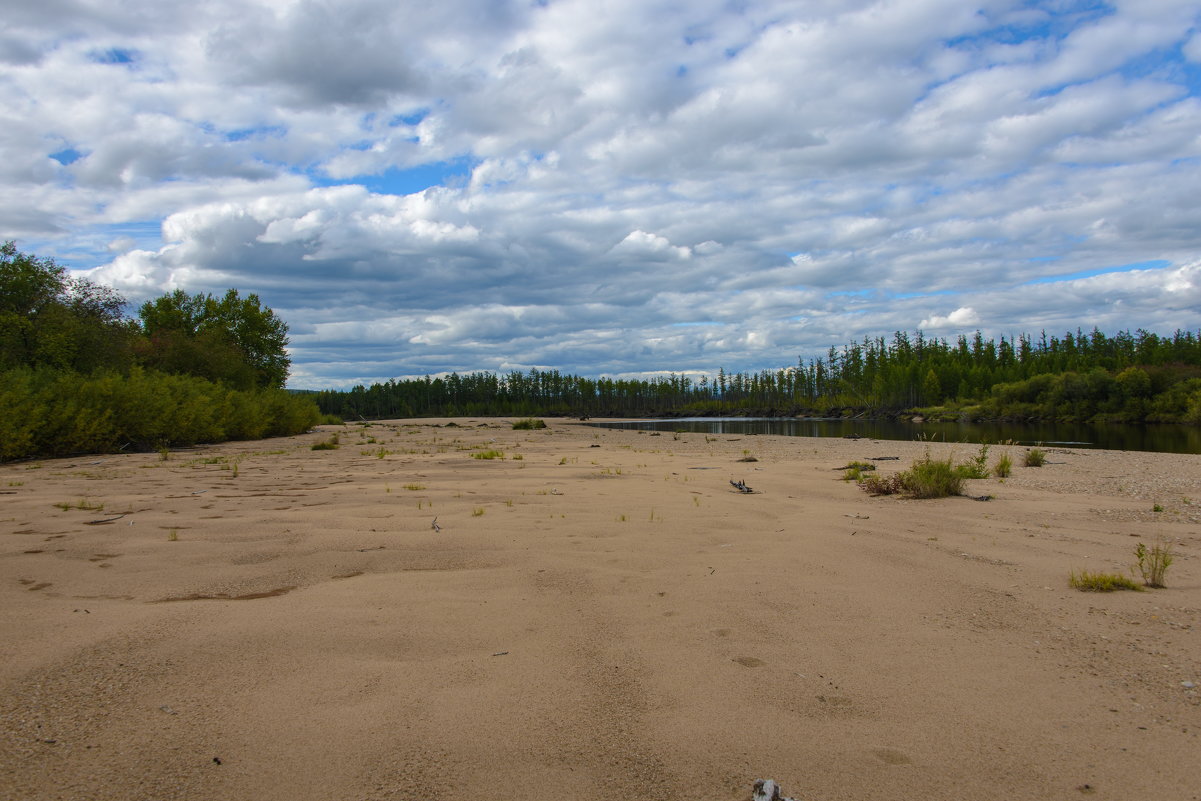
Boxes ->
[733,656,765,668]
[872,747,912,765]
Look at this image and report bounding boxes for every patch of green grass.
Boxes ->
[472,449,505,460]
[993,452,1012,478]
[512,418,547,430]
[472,507,485,517]
[1134,540,1174,588]
[312,433,340,451]
[1152,503,1164,513]
[1025,448,1046,467]
[403,483,426,491]
[1069,570,1144,592]
[167,528,179,542]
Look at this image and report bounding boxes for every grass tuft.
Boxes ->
[472,449,504,460]
[993,452,1012,478]
[1025,448,1046,467]
[312,433,340,450]
[1069,570,1144,592]
[512,418,547,430]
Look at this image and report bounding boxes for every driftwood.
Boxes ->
[730,479,754,494]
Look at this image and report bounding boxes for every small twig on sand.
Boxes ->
[431,517,441,532]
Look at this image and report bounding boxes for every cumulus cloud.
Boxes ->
[6,0,1201,386]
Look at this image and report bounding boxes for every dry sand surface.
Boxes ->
[1,419,1199,801]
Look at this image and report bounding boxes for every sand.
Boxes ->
[1,419,1198,801]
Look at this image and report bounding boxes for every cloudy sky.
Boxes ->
[5,0,1201,388]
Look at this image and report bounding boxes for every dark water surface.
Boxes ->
[589,417,1201,454]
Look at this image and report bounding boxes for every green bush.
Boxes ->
[993,452,1012,477]
[0,366,321,461]
[1025,448,1047,467]
[903,455,965,498]
[512,418,547,430]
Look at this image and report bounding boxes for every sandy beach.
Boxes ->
[1,419,1198,801]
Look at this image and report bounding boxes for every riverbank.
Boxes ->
[2,419,1198,800]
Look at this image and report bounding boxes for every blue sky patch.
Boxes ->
[50,148,83,166]
[90,48,137,65]
[314,159,477,195]
[1023,260,1171,285]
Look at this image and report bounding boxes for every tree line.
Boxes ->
[315,328,1201,424]
[1,242,320,460]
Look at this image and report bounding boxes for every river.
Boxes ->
[588,417,1201,454]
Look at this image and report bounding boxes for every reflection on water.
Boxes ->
[589,417,1201,454]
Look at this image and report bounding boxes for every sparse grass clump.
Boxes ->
[471,507,485,517]
[955,444,990,480]
[1069,570,1144,592]
[472,449,504,460]
[993,452,1012,478]
[842,461,876,481]
[856,453,962,498]
[402,483,426,491]
[54,498,105,512]
[1134,540,1174,588]
[512,418,547,430]
[312,433,340,450]
[1025,448,1046,467]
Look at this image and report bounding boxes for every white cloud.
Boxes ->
[920,307,981,330]
[5,0,1200,387]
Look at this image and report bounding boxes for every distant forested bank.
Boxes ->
[316,328,1201,425]
[1,242,321,461]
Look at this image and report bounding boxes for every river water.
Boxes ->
[589,417,1201,454]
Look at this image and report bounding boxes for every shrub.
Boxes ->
[859,473,904,495]
[472,449,504,460]
[1025,448,1046,467]
[1069,571,1144,592]
[993,452,1012,478]
[903,455,964,498]
[512,418,547,430]
[1134,541,1174,588]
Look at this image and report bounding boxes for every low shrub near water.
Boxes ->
[512,418,547,430]
[857,453,964,498]
[1025,448,1047,467]
[904,455,965,498]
